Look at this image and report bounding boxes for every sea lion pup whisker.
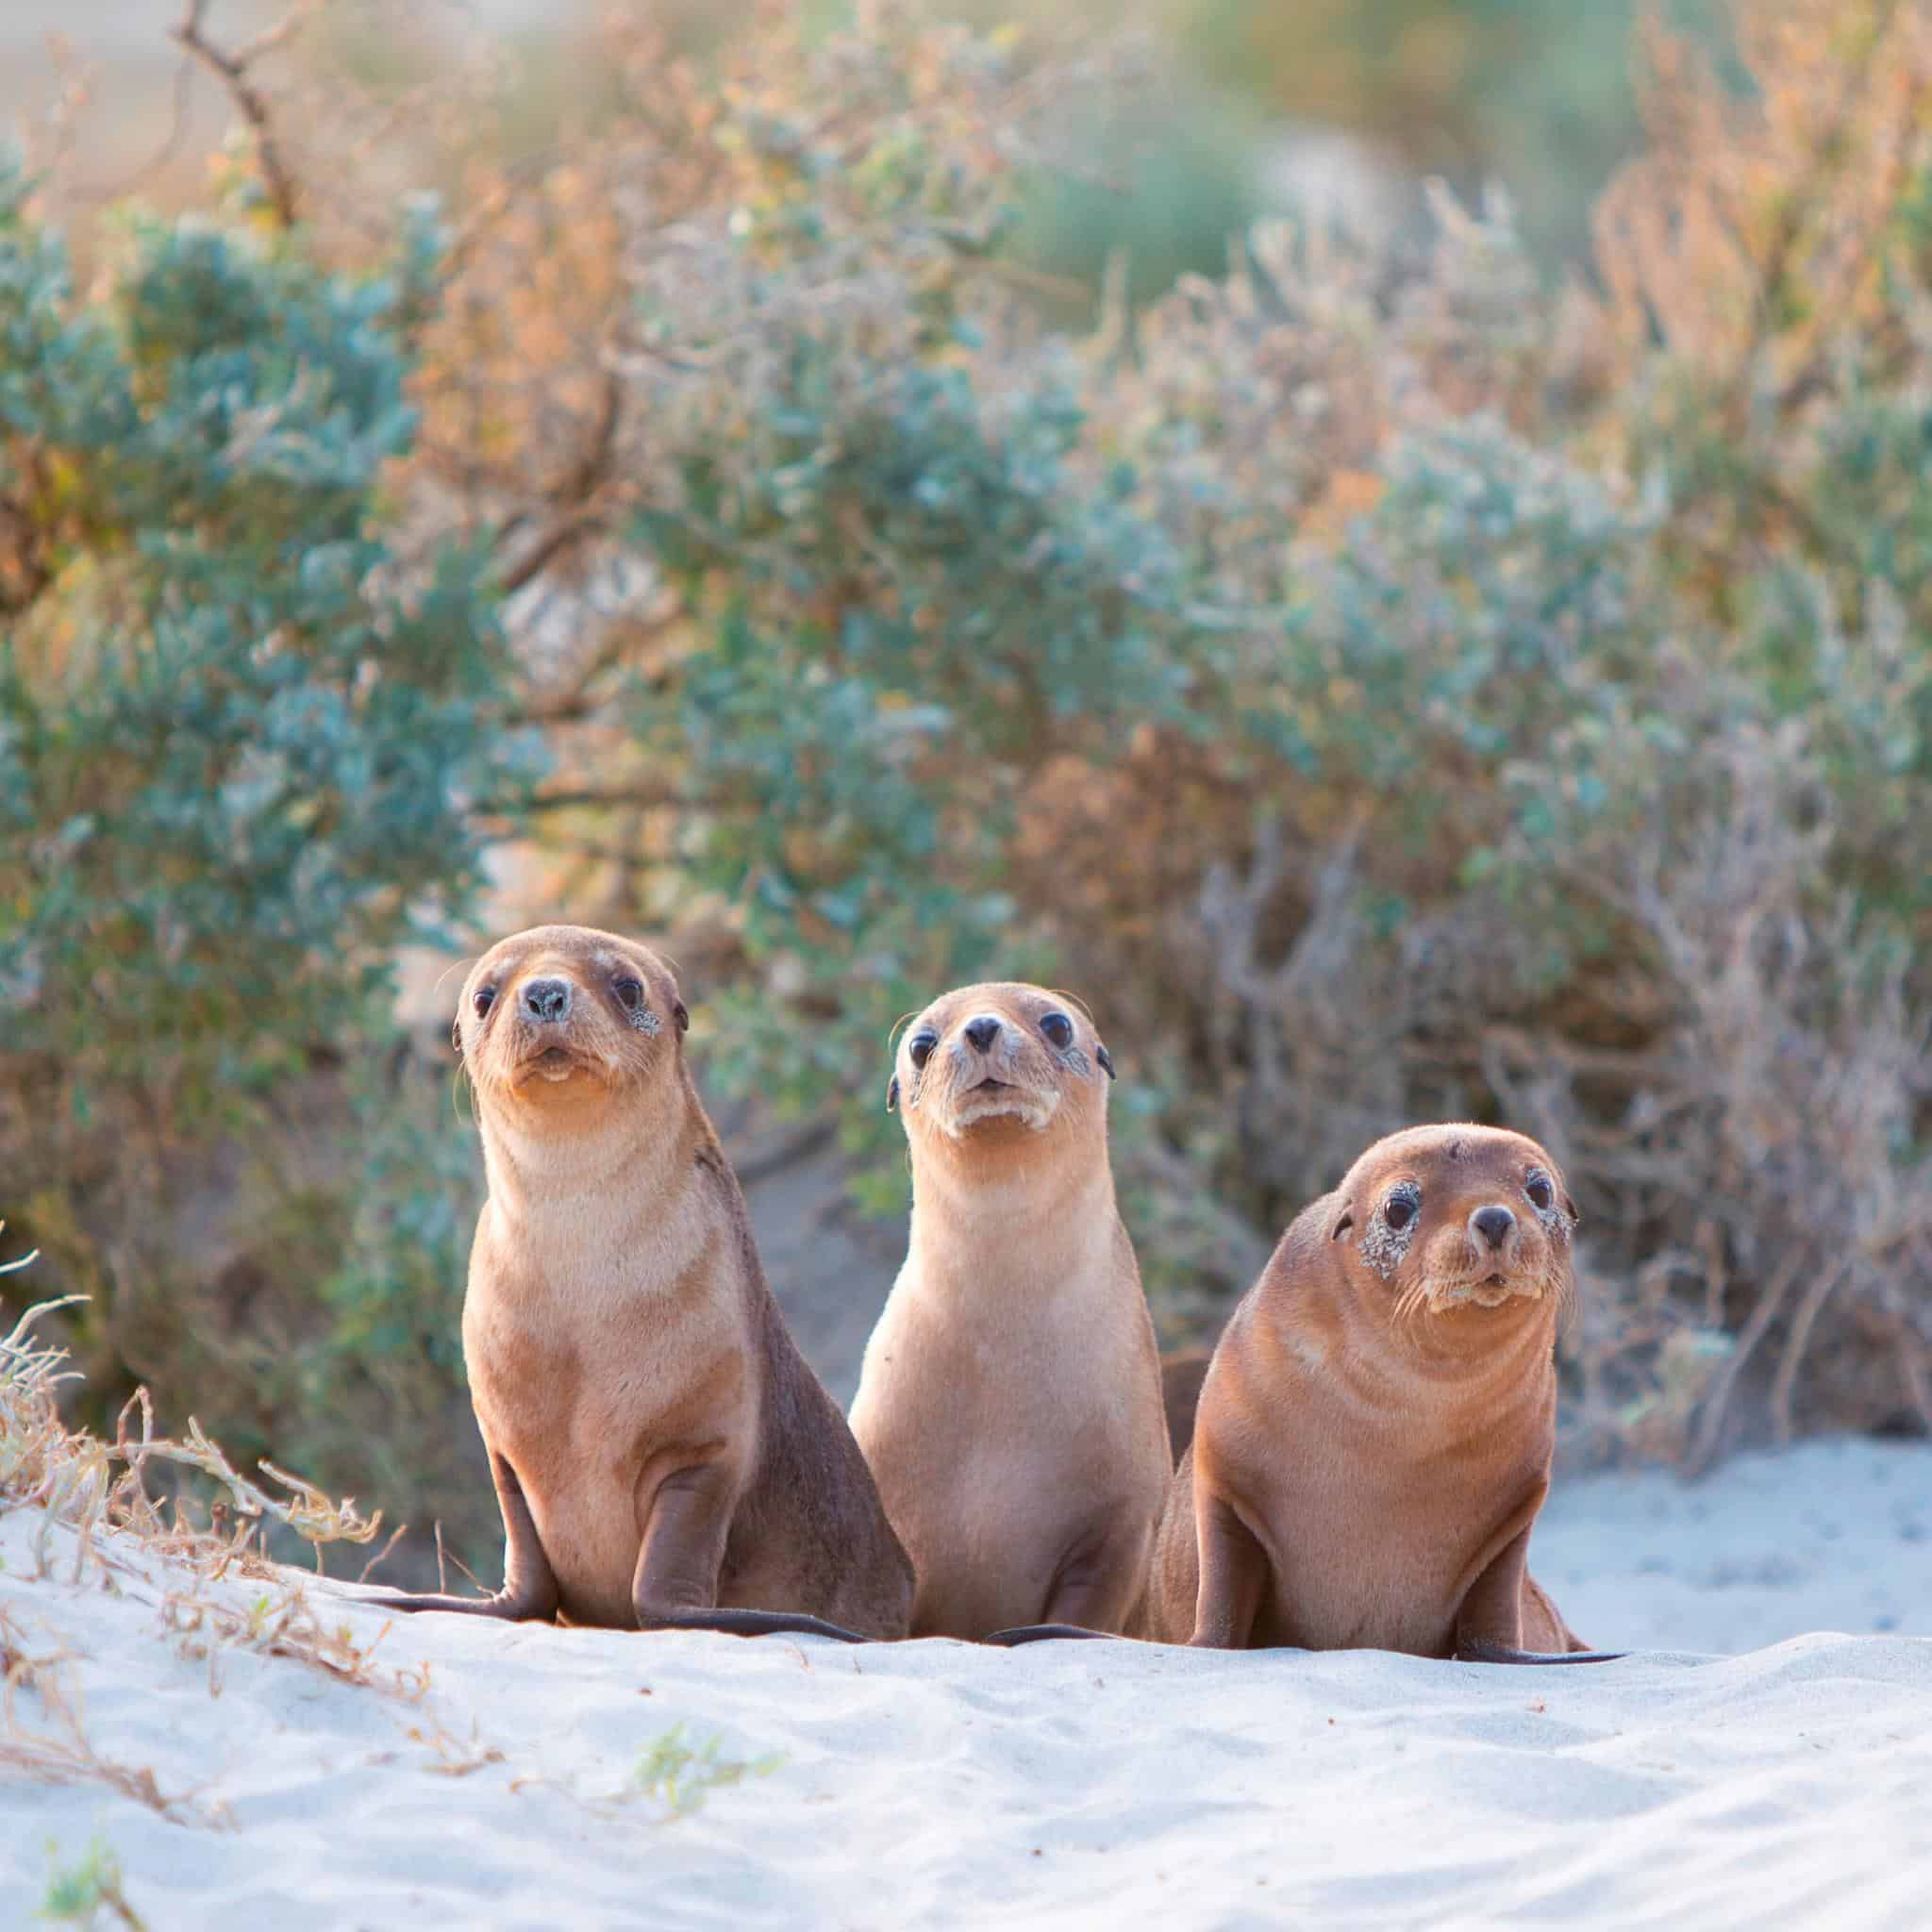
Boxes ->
[377,923,913,1643]
[853,981,1171,1642]
[1145,1122,1621,1666]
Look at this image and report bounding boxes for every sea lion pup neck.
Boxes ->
[1146,1123,1622,1665]
[849,983,1170,1643]
[379,923,913,1643]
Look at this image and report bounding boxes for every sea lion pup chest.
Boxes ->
[849,984,1171,1641]
[1147,1124,1611,1664]
[382,924,912,1642]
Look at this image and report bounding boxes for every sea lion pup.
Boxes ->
[1144,1124,1619,1665]
[848,983,1170,1644]
[380,924,913,1642]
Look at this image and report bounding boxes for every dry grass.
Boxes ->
[1,1264,438,1820]
[158,1578,430,1703]
[0,1601,223,1827]
[1,1265,385,1575]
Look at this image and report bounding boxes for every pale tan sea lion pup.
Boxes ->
[1145,1124,1620,1665]
[848,983,1171,1643]
[381,924,914,1641]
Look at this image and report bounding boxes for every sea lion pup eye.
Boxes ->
[1144,1122,1622,1667]
[373,922,913,1645]
[850,981,1171,1646]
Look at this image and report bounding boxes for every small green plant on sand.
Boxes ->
[37,1834,146,1932]
[630,1724,785,1819]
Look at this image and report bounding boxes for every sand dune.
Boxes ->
[3,1438,1930,1930]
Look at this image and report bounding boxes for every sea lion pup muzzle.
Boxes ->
[892,996,1088,1139]
[1144,1123,1623,1666]
[376,924,914,1644]
[852,983,1170,1647]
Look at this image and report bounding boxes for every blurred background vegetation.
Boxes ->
[4,0,1931,1579]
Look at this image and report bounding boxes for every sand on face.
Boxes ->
[4,1440,1932,1932]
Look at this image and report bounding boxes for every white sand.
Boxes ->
[4,1439,1931,1931]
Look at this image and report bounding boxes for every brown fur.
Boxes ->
[849,983,1170,1641]
[1144,1124,1606,1662]
[381,924,913,1641]
[1159,1348,1213,1464]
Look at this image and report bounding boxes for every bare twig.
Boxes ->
[430,1524,488,1598]
[498,513,611,596]
[170,0,324,231]
[1769,1262,1849,1446]
[508,784,739,817]
[356,1521,410,1585]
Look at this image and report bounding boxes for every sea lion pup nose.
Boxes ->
[377,924,913,1643]
[848,983,1171,1645]
[1145,1123,1623,1665]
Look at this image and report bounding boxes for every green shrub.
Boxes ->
[0,153,525,1556]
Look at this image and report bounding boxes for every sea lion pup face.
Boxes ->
[888,981,1115,1149]
[1331,1124,1578,1324]
[457,923,691,1125]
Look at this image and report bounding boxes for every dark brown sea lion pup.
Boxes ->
[1144,1124,1619,1665]
[848,983,1171,1645]
[380,924,913,1642]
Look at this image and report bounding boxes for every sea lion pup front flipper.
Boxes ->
[394,924,913,1643]
[625,1441,877,1642]
[1182,1463,1271,1650]
[849,984,1171,1641]
[641,1609,878,1642]
[1146,1124,1609,1662]
[1455,1641,1627,1665]
[1448,1528,1625,1665]
[979,1623,1113,1646]
[382,1452,558,1619]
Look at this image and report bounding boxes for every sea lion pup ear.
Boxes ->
[673,1000,690,1034]
[1095,1043,1117,1081]
[886,1074,900,1113]
[1331,1205,1355,1241]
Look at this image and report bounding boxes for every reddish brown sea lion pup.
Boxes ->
[1145,1124,1618,1665]
[849,983,1171,1644]
[381,924,914,1642]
